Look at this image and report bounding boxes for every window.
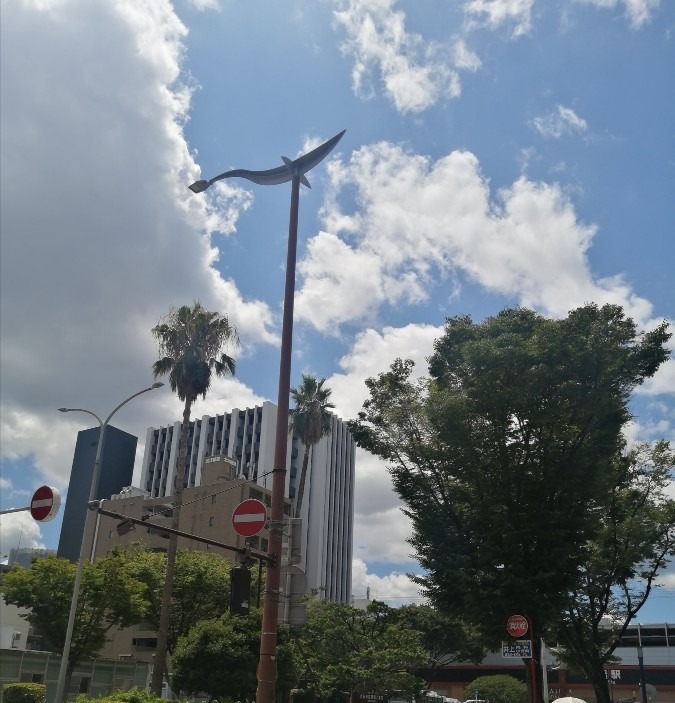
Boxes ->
[211,495,217,504]
[209,517,215,526]
[20,674,44,683]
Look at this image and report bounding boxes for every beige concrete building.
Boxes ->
[83,456,291,663]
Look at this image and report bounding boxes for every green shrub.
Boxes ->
[3,683,47,703]
[72,688,163,703]
[464,675,527,703]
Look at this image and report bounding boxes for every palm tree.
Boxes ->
[149,301,238,695]
[289,374,335,519]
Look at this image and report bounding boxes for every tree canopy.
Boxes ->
[348,304,672,703]
[2,554,146,682]
[171,608,296,702]
[396,604,486,675]
[553,441,675,702]
[293,600,428,701]
[289,374,335,518]
[120,545,233,654]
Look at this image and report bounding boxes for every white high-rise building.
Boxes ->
[139,400,355,603]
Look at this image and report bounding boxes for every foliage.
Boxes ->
[293,600,428,700]
[289,374,335,518]
[72,688,163,703]
[119,544,233,654]
[150,300,238,695]
[151,300,238,404]
[171,608,296,701]
[3,683,46,703]
[396,604,486,672]
[553,441,675,698]
[348,304,671,703]
[464,675,527,703]
[2,554,146,677]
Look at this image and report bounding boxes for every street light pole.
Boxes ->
[52,382,164,703]
[637,645,648,703]
[188,130,345,703]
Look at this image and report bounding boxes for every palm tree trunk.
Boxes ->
[150,398,191,695]
[294,448,311,519]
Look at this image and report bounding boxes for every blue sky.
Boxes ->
[1,0,673,623]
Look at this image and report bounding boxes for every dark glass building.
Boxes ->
[57,425,137,562]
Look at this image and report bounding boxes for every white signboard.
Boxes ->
[502,640,532,658]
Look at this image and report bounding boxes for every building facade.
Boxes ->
[139,401,356,602]
[57,426,137,562]
[426,622,675,703]
[84,458,291,663]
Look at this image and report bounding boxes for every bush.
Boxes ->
[464,675,527,703]
[72,688,164,703]
[3,683,47,703]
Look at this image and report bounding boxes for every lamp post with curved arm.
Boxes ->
[188,130,345,703]
[52,382,164,703]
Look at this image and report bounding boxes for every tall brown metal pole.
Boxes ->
[256,174,300,703]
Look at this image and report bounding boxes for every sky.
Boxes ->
[1,0,674,625]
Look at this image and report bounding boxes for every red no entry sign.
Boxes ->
[506,614,529,638]
[232,499,267,537]
[30,485,61,522]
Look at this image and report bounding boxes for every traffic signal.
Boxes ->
[230,566,251,616]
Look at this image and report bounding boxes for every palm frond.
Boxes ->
[151,302,239,404]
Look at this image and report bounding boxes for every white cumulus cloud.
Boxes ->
[530,105,589,139]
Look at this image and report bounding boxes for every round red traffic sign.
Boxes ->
[506,614,529,638]
[232,499,267,537]
[30,485,61,522]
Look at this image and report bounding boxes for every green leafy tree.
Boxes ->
[553,440,675,703]
[464,675,527,703]
[120,544,233,654]
[348,304,671,703]
[289,374,335,518]
[171,608,296,702]
[150,301,238,694]
[2,555,146,690]
[396,604,486,680]
[293,600,428,701]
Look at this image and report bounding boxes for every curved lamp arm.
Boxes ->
[188,129,345,193]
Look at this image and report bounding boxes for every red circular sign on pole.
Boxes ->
[232,499,267,537]
[30,485,61,523]
[506,614,529,638]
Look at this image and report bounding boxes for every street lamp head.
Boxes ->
[58,407,69,412]
[151,382,165,389]
[188,180,210,193]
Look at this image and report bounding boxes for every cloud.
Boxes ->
[333,0,461,113]
[351,558,424,604]
[530,105,589,139]
[296,141,655,332]
[0,513,45,557]
[328,325,439,570]
[187,0,221,11]
[464,0,535,38]
[0,0,276,492]
[329,323,440,420]
[575,0,662,29]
